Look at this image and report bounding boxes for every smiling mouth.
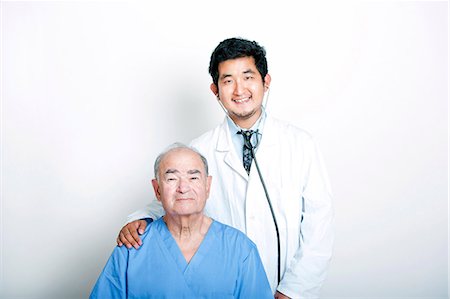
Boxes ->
[233,97,250,104]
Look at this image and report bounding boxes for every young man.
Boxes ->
[118,38,334,299]
[91,144,272,298]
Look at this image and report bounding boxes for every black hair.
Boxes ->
[208,37,268,86]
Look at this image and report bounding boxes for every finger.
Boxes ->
[137,220,148,235]
[129,227,143,248]
[119,231,133,249]
[116,235,123,247]
[117,227,129,247]
[122,227,142,249]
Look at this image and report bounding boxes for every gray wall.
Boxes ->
[1,1,448,298]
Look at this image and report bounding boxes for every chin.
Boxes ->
[234,111,257,120]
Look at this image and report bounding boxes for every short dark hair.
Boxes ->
[208,37,268,86]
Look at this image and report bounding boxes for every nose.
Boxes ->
[234,79,245,95]
[176,177,191,193]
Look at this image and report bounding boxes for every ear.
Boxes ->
[210,83,218,97]
[263,74,272,91]
[151,179,162,202]
[205,176,212,199]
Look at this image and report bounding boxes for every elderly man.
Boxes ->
[90,143,272,299]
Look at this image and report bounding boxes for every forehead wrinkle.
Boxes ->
[187,169,202,175]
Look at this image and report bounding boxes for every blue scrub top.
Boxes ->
[90,217,273,299]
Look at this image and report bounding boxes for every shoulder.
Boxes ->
[190,120,224,149]
[265,116,318,153]
[211,221,258,252]
[140,217,163,240]
[268,115,314,140]
[117,218,160,254]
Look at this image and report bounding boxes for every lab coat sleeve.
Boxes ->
[234,245,274,299]
[277,139,334,299]
[89,246,129,299]
[126,196,165,223]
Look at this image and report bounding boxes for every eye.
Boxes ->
[167,177,177,181]
[190,177,199,180]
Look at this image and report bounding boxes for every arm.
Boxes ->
[126,197,165,223]
[117,198,164,249]
[235,245,273,299]
[89,246,129,299]
[277,139,334,299]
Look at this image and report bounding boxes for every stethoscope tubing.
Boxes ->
[247,134,281,285]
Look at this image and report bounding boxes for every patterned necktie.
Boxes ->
[238,130,256,174]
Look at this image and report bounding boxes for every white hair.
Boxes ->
[153,142,209,181]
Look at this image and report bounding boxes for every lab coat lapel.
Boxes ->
[216,118,249,180]
[248,115,278,181]
[256,115,278,151]
[250,115,280,191]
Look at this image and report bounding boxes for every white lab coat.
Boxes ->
[128,115,334,299]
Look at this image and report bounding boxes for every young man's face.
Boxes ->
[211,56,271,129]
[152,148,212,218]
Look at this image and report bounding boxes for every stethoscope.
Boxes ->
[216,88,281,285]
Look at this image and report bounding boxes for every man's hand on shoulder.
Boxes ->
[116,219,148,249]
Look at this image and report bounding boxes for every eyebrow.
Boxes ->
[219,69,256,80]
[164,169,202,175]
[220,73,232,80]
[165,169,179,175]
[187,169,201,175]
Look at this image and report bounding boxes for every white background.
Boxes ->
[1,1,448,298]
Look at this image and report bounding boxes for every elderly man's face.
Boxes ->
[152,148,212,217]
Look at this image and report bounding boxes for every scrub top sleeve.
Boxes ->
[89,246,129,299]
[234,245,273,299]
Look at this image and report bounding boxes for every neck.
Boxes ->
[164,213,211,240]
[232,108,262,129]
[163,213,212,263]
